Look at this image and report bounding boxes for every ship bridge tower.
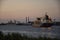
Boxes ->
[43,12,52,23]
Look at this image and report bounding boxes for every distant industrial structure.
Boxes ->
[0,12,60,26]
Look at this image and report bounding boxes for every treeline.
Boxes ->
[0,31,60,40]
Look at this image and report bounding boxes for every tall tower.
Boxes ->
[27,16,29,23]
[26,17,27,23]
[26,16,29,23]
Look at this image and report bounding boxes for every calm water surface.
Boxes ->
[0,25,60,38]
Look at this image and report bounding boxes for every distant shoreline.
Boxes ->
[0,21,60,26]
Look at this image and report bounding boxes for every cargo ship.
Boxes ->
[32,13,53,27]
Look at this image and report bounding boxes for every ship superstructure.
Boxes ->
[32,13,53,27]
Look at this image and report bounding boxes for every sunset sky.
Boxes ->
[0,0,60,22]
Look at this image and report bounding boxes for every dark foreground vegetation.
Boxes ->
[0,31,60,40]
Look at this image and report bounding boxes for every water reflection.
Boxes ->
[0,25,60,38]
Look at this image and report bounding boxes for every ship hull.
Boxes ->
[40,23,53,27]
[32,23,53,28]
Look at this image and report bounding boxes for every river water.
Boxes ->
[0,25,60,38]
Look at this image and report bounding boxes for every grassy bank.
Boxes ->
[0,31,60,40]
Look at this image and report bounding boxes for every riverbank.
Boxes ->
[0,31,60,40]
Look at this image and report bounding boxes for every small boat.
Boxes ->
[32,13,53,28]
